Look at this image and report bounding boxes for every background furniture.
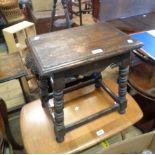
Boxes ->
[0,98,23,153]
[93,0,155,132]
[92,0,99,21]
[2,21,36,56]
[128,50,155,132]
[50,0,72,31]
[28,8,64,34]
[128,31,155,132]
[129,57,155,100]
[0,53,28,113]
[20,79,143,153]
[94,0,155,33]
[69,0,93,25]
[0,0,25,25]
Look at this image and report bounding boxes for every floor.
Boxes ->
[0,5,143,154]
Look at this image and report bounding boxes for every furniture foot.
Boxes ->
[118,65,129,114]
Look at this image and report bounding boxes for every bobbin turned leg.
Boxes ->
[52,74,65,142]
[39,76,49,108]
[118,64,129,114]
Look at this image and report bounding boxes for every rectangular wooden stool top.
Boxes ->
[27,23,143,76]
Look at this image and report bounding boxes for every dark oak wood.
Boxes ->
[94,0,155,33]
[128,51,155,132]
[108,13,155,34]
[27,23,142,142]
[129,58,155,100]
[134,94,155,133]
[27,23,142,75]
[27,6,64,34]
[99,0,155,21]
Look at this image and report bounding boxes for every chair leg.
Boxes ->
[62,0,72,28]
[50,0,58,31]
[78,0,83,25]
[19,77,30,103]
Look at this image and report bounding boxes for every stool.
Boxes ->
[27,23,142,142]
[0,53,29,113]
[20,79,143,153]
[2,21,36,56]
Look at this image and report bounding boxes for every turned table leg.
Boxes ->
[53,90,65,142]
[52,74,65,142]
[39,76,49,108]
[118,64,129,114]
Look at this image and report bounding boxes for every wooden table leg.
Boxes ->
[19,77,30,103]
[118,64,129,114]
[39,76,49,107]
[52,73,65,142]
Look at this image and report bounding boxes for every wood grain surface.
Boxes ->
[27,23,142,75]
[20,78,143,154]
[0,53,27,83]
[99,0,155,21]
[94,0,155,33]
[129,60,155,100]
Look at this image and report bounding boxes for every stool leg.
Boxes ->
[118,65,129,114]
[53,90,65,142]
[39,76,49,108]
[52,74,65,142]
